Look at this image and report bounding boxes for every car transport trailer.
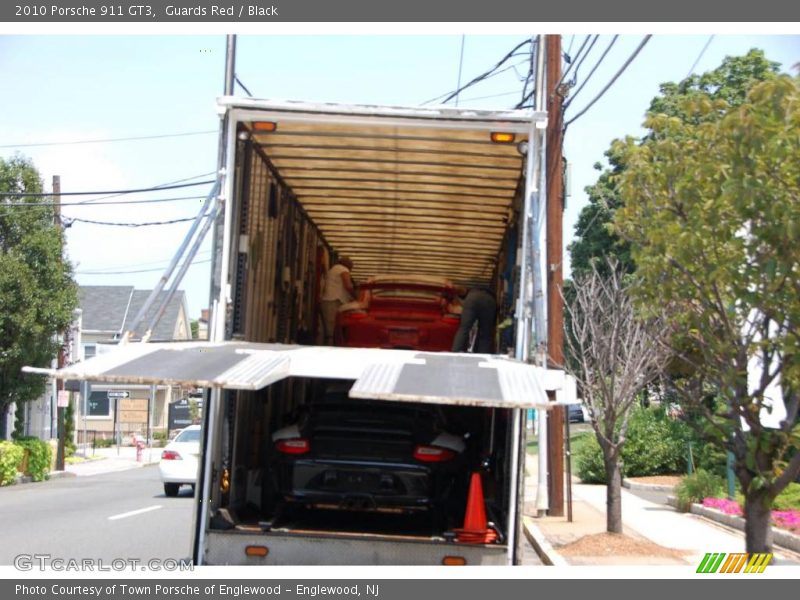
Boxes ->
[28,96,576,565]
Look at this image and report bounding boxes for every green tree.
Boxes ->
[614,76,800,553]
[0,156,78,439]
[568,49,779,277]
[568,150,633,280]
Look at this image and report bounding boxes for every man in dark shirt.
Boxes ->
[451,286,497,354]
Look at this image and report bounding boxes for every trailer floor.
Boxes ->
[262,504,453,539]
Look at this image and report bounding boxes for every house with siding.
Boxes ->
[21,286,193,444]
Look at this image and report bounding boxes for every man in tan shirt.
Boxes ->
[320,256,355,345]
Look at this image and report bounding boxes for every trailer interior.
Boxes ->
[195,100,543,563]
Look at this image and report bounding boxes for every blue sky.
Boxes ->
[1,32,798,320]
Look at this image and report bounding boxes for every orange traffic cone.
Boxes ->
[454,472,497,544]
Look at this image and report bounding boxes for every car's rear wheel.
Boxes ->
[164,483,180,497]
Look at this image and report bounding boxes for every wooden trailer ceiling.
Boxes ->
[249,120,528,285]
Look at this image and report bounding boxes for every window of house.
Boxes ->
[87,391,110,417]
[84,344,96,360]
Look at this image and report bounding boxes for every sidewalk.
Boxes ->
[54,444,161,478]
[521,450,800,566]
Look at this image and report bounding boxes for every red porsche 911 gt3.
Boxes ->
[335,275,462,351]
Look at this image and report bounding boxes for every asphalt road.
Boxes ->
[0,465,194,566]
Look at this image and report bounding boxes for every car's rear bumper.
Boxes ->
[275,459,444,511]
[159,459,198,484]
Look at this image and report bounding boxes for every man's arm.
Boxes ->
[341,270,355,298]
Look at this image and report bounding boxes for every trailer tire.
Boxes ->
[164,483,180,497]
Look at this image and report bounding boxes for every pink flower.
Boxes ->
[702,498,800,533]
[772,510,800,533]
[702,497,743,516]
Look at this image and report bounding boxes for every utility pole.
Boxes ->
[545,34,566,517]
[53,175,67,472]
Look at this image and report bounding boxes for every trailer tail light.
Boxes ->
[490,132,515,144]
[245,545,269,557]
[414,445,456,462]
[442,556,467,566]
[276,439,310,455]
[252,121,277,132]
[161,450,182,460]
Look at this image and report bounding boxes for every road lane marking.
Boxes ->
[108,505,163,521]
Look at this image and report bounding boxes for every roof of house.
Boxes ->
[79,286,189,341]
[79,286,135,334]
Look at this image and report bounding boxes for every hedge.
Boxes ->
[574,406,692,483]
[14,436,52,482]
[0,441,24,486]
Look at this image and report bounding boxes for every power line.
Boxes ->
[0,179,214,198]
[423,55,532,106]
[67,216,199,228]
[454,35,467,107]
[564,35,619,109]
[566,35,576,58]
[77,251,213,274]
[519,37,537,107]
[0,130,216,149]
[75,259,211,276]
[564,35,653,128]
[235,75,254,97]
[686,35,715,79]
[566,35,599,85]
[557,35,592,91]
[423,38,533,106]
[78,171,216,204]
[461,90,523,103]
[0,194,208,208]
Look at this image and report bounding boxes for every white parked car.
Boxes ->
[159,425,201,497]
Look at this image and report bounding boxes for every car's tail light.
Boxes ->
[161,450,182,460]
[276,439,310,455]
[414,445,456,462]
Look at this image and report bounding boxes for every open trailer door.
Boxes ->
[25,342,574,564]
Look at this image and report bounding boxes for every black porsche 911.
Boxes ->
[269,385,469,514]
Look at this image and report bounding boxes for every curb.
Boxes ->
[667,496,800,554]
[47,470,77,480]
[9,470,76,486]
[522,516,569,566]
[623,478,677,492]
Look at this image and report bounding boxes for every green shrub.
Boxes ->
[689,441,728,478]
[622,408,690,477]
[773,482,800,511]
[573,406,693,483]
[14,437,52,482]
[0,441,24,486]
[675,469,725,511]
[153,431,168,442]
[92,438,115,449]
[573,434,608,483]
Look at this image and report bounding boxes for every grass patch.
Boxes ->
[527,428,592,453]
[65,455,104,464]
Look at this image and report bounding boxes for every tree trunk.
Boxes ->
[604,455,623,533]
[743,489,773,553]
